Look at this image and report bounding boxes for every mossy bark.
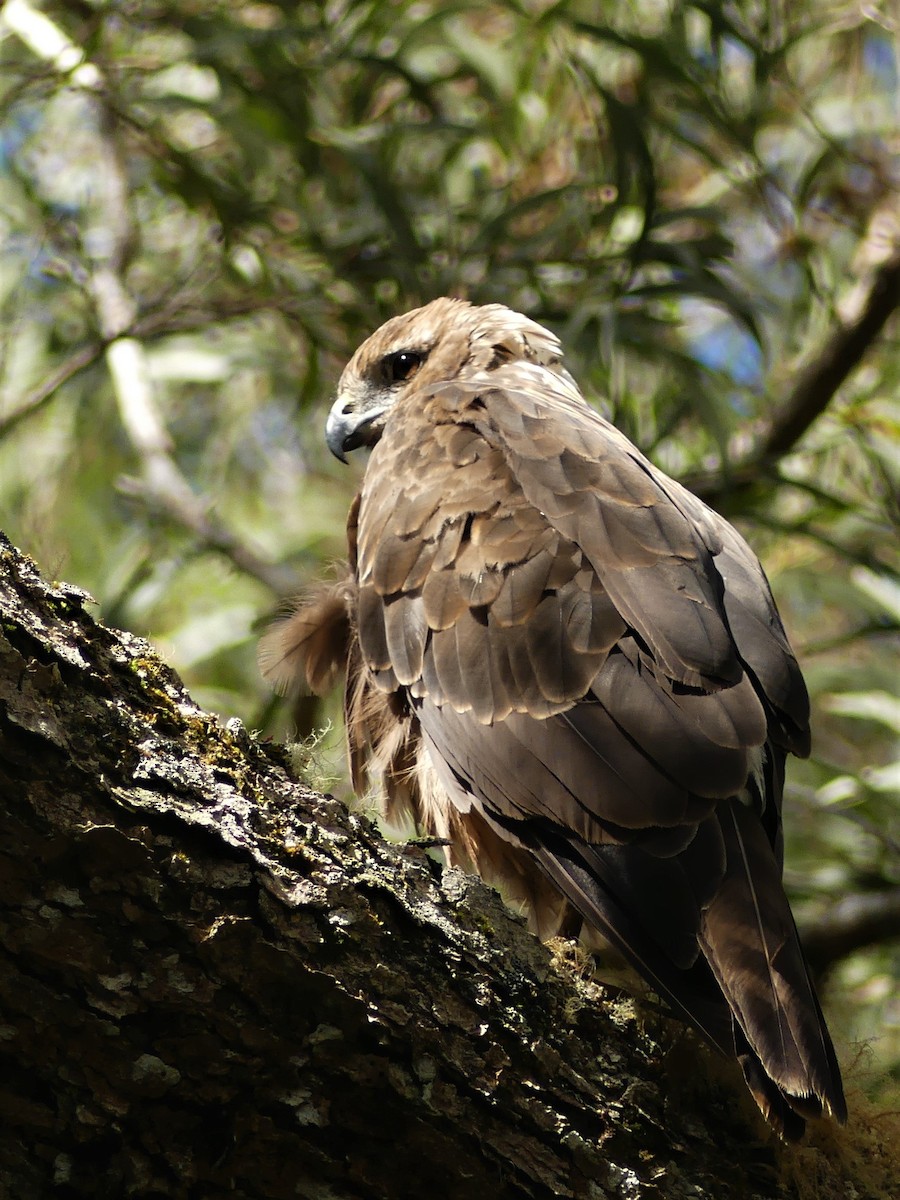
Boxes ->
[0,533,862,1199]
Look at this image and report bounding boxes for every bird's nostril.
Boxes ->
[342,403,353,415]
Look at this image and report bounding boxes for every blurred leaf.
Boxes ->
[853,567,900,623]
[823,691,900,733]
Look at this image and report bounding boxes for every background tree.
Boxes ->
[0,0,897,1109]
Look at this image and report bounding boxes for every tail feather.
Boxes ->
[738,1045,807,1141]
[490,802,846,1139]
[699,798,846,1127]
[520,832,738,1056]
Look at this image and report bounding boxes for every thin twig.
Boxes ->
[0,342,103,439]
[3,3,299,596]
[115,475,298,594]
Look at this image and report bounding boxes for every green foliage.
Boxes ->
[1,0,897,1101]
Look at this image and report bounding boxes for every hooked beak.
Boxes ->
[324,397,385,463]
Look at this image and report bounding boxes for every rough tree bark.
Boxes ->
[0,534,880,1199]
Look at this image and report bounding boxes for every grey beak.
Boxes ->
[325,405,350,463]
[325,398,385,462]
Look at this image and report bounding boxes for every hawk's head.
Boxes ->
[325,297,565,461]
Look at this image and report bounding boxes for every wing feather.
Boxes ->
[589,642,767,798]
[372,532,430,595]
[382,592,427,685]
[478,384,742,688]
[489,547,558,627]
[417,697,710,840]
[422,566,470,630]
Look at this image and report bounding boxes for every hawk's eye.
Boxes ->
[383,350,424,384]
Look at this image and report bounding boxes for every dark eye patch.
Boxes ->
[383,350,424,384]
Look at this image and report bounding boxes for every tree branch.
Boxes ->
[689,248,900,505]
[3,534,890,1198]
[802,889,900,980]
[761,250,900,462]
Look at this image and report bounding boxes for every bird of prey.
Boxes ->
[260,297,846,1139]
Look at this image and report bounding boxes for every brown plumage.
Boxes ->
[260,298,846,1139]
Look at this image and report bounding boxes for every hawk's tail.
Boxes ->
[517,805,845,1140]
[698,798,846,1137]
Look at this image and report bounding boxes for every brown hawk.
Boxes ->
[260,298,846,1139]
